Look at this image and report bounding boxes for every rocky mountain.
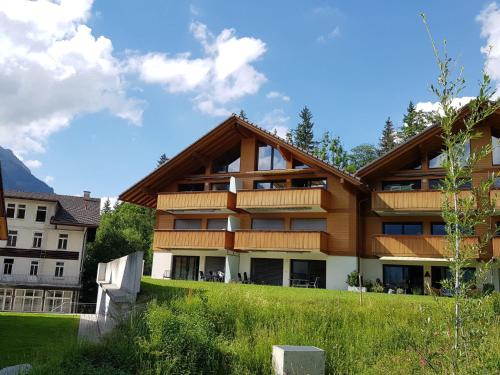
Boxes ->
[0,146,54,193]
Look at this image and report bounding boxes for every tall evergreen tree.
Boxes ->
[379,117,397,155]
[291,106,315,151]
[398,101,432,142]
[102,198,112,214]
[238,110,248,121]
[157,153,168,167]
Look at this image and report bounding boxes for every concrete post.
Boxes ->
[272,345,325,375]
[225,254,240,283]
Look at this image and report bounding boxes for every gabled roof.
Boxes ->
[120,115,366,207]
[5,190,101,227]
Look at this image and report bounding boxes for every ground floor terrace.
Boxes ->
[0,285,79,313]
[151,250,500,294]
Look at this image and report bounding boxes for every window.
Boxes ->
[3,259,13,275]
[431,266,476,289]
[30,261,39,276]
[290,218,327,231]
[35,206,47,222]
[383,265,424,294]
[254,180,286,189]
[429,178,471,190]
[257,142,286,170]
[382,180,421,191]
[429,141,470,169]
[212,144,240,173]
[251,219,285,230]
[431,223,447,235]
[492,128,500,165]
[211,183,229,191]
[16,204,26,219]
[6,203,15,218]
[6,230,17,247]
[207,219,227,230]
[55,262,64,278]
[292,160,310,169]
[174,219,202,230]
[44,290,73,313]
[58,234,68,250]
[178,183,204,192]
[401,160,422,170]
[32,232,43,248]
[383,222,423,235]
[291,178,327,188]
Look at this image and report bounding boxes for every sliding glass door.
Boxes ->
[172,256,200,280]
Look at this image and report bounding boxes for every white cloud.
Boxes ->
[189,4,200,17]
[44,175,54,184]
[25,159,42,169]
[415,97,475,114]
[478,3,500,96]
[317,26,340,43]
[0,0,142,155]
[260,109,290,139]
[266,91,290,102]
[130,21,267,116]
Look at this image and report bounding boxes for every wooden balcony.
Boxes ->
[492,237,500,258]
[236,188,329,213]
[371,190,475,215]
[372,235,479,258]
[153,230,234,250]
[0,216,6,241]
[157,191,236,214]
[234,231,329,253]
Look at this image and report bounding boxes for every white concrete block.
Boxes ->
[272,345,325,375]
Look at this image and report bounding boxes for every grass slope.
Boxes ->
[0,313,79,368]
[33,278,500,374]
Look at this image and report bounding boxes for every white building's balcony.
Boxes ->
[0,274,80,288]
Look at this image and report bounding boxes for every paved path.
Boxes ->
[78,314,100,343]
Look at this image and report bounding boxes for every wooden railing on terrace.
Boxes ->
[234,230,329,253]
[157,191,236,212]
[153,230,234,250]
[236,187,329,211]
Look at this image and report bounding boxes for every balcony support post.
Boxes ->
[224,254,240,283]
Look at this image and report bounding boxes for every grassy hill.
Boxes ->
[33,278,500,374]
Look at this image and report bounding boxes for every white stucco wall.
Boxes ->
[151,251,173,279]
[325,256,357,290]
[360,258,383,284]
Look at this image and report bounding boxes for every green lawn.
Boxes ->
[0,313,79,368]
[30,278,500,374]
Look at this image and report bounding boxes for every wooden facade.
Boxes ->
[157,191,236,213]
[154,230,234,250]
[234,230,329,253]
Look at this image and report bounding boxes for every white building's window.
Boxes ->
[32,232,43,248]
[3,259,13,275]
[30,261,39,276]
[6,230,17,247]
[13,289,43,312]
[0,288,13,311]
[6,203,15,218]
[55,262,64,278]
[44,290,72,313]
[16,204,26,219]
[35,206,47,222]
[58,234,68,250]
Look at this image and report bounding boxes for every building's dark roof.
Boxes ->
[4,190,100,227]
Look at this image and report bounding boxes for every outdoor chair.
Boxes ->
[309,276,320,288]
[163,270,171,279]
[199,271,205,281]
[208,271,214,281]
[217,271,225,282]
[238,273,243,283]
[243,272,251,284]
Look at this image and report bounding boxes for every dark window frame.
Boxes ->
[381,180,421,191]
[35,206,47,222]
[254,180,287,190]
[257,142,286,171]
[382,222,423,235]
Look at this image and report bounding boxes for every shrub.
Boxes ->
[371,283,384,293]
[346,270,360,287]
[483,283,495,296]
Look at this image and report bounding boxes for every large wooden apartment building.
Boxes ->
[120,113,500,293]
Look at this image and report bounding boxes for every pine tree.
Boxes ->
[238,110,248,121]
[292,106,315,151]
[157,153,168,167]
[379,117,397,155]
[398,101,431,142]
[102,198,112,214]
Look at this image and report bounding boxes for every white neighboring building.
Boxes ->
[0,190,100,313]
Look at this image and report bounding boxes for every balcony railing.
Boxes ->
[372,235,479,258]
[153,230,234,250]
[0,274,80,287]
[492,237,500,258]
[234,230,329,253]
[236,188,330,213]
[371,190,475,215]
[157,191,236,213]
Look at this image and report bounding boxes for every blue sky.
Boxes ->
[0,1,498,201]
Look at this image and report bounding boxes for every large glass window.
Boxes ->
[492,128,500,165]
[292,179,327,188]
[383,265,424,294]
[212,144,240,173]
[383,222,423,235]
[251,219,285,230]
[290,260,326,288]
[429,141,470,169]
[431,223,447,235]
[174,219,202,230]
[257,142,286,170]
[290,218,327,231]
[382,180,421,191]
[292,159,310,169]
[172,256,199,280]
[429,178,471,190]
[431,266,476,289]
[211,183,229,191]
[254,180,286,189]
[178,183,204,192]
[207,219,227,230]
